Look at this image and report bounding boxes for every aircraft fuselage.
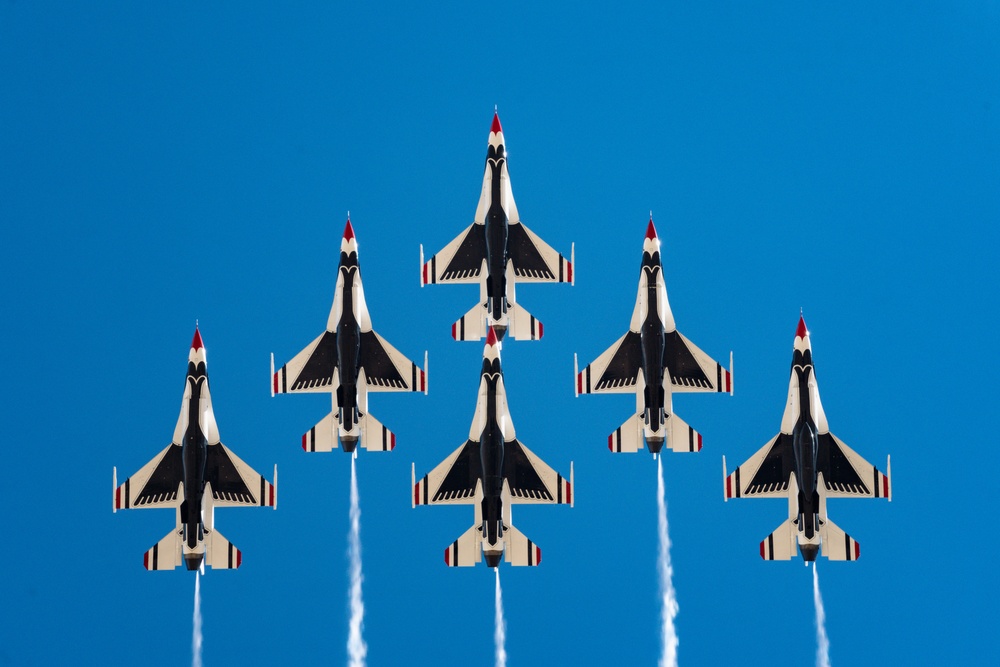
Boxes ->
[336,258,362,446]
[478,357,505,561]
[484,142,509,327]
[181,360,208,569]
[790,348,821,551]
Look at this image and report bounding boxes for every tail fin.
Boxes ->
[452,303,488,341]
[504,524,542,566]
[760,519,797,560]
[302,412,338,452]
[821,517,860,561]
[143,529,182,570]
[444,525,481,567]
[507,300,543,340]
[205,529,242,569]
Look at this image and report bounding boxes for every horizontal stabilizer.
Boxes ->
[360,412,396,452]
[206,529,243,570]
[760,519,797,560]
[444,525,481,567]
[667,411,702,453]
[143,530,182,571]
[609,413,643,453]
[505,524,542,566]
[821,517,860,561]
[452,302,488,341]
[507,300,543,341]
[302,412,338,452]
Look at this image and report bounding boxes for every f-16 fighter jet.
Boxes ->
[113,328,277,571]
[419,111,574,341]
[412,328,573,567]
[723,315,891,562]
[272,217,427,453]
[574,218,732,456]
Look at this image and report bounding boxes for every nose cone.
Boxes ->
[343,217,355,242]
[490,111,503,136]
[796,314,808,340]
[645,217,657,241]
[191,327,204,351]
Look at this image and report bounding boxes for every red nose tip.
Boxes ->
[343,218,355,242]
[491,112,502,135]
[645,218,657,240]
[796,315,808,339]
[191,328,204,351]
[486,327,498,347]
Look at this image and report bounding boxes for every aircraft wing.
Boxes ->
[359,331,426,393]
[273,331,338,394]
[724,434,794,499]
[205,443,276,508]
[507,221,572,283]
[115,443,183,510]
[577,331,643,394]
[422,223,487,284]
[414,441,482,506]
[504,440,573,505]
[665,330,731,394]
[819,433,891,499]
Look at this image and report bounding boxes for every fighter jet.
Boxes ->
[412,328,573,567]
[271,217,427,453]
[419,111,574,341]
[113,328,277,571]
[723,315,892,561]
[574,217,732,455]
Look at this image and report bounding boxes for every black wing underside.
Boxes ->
[818,433,870,494]
[133,445,183,505]
[743,434,794,494]
[439,225,487,280]
[595,332,643,390]
[664,331,712,388]
[504,440,554,501]
[359,331,408,389]
[508,223,556,280]
[432,441,483,502]
[205,444,258,504]
[290,331,338,391]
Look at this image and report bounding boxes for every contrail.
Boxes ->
[192,570,203,667]
[494,568,507,667]
[813,563,831,667]
[656,457,679,667]
[348,455,367,667]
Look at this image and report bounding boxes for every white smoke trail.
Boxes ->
[656,457,679,667]
[494,568,508,667]
[348,455,367,667]
[192,570,203,667]
[813,563,831,667]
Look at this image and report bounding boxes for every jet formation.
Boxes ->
[114,111,891,576]
[723,316,891,561]
[113,328,277,571]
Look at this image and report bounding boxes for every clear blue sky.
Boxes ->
[2,3,997,665]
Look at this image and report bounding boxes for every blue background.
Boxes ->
[2,2,996,665]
